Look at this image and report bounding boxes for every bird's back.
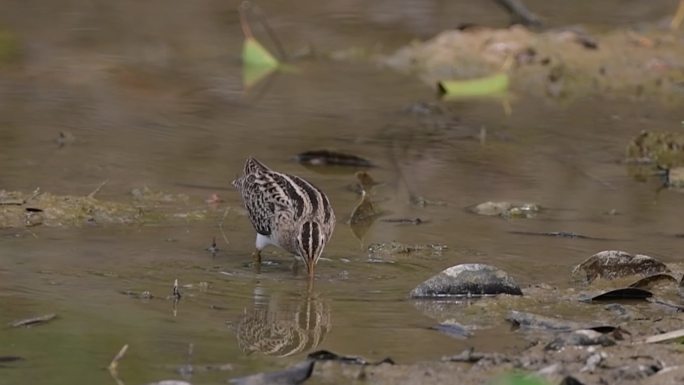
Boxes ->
[233,158,335,242]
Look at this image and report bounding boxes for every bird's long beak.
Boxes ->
[306,259,315,279]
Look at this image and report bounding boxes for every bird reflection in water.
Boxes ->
[235,285,331,357]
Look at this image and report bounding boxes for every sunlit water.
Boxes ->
[1,1,683,384]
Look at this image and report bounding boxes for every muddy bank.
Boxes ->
[235,286,684,385]
[0,188,214,228]
[312,341,684,385]
[381,24,684,100]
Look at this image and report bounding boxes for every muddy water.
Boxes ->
[1,1,684,384]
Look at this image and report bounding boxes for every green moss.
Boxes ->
[0,189,212,228]
[626,130,684,168]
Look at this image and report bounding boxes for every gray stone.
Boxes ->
[410,264,523,298]
[571,250,669,284]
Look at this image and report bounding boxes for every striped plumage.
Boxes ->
[232,157,335,277]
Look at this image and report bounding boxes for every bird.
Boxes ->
[232,157,336,278]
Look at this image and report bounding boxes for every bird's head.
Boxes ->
[295,220,327,276]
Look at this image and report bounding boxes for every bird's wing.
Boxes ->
[244,157,269,174]
[240,172,299,236]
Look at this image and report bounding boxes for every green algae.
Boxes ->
[0,189,211,228]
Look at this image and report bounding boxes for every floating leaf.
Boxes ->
[239,5,280,89]
[438,73,509,98]
[242,37,279,69]
[296,150,373,167]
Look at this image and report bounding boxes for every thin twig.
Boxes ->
[88,180,109,199]
[672,0,684,30]
[251,3,289,61]
[108,344,128,385]
[172,279,182,317]
[238,1,254,39]
[23,227,38,239]
[187,343,194,359]
[173,279,182,301]
[27,187,41,203]
[108,344,128,371]
[10,313,56,328]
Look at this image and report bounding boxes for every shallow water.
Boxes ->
[1,1,684,384]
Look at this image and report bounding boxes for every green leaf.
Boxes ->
[438,72,509,98]
[242,63,276,89]
[242,36,279,69]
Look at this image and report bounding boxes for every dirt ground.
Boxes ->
[381,24,684,102]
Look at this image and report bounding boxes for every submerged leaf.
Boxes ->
[438,73,509,98]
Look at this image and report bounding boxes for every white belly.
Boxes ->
[256,233,277,250]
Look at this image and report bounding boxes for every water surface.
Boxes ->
[1,1,683,384]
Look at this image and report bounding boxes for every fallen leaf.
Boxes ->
[438,73,509,98]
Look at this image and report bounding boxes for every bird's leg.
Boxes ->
[252,249,262,274]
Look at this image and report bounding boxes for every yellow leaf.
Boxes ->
[438,73,509,98]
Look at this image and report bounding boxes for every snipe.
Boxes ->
[232,157,335,278]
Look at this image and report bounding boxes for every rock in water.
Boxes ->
[410,264,522,298]
[571,250,669,284]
